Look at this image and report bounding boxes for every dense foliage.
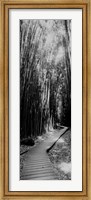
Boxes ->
[20,20,71,139]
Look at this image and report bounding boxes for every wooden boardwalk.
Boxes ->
[21,127,68,180]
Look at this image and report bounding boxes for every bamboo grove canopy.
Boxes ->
[20,20,71,139]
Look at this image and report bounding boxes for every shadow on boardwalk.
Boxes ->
[20,127,68,180]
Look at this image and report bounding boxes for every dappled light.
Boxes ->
[58,162,71,173]
[20,20,71,180]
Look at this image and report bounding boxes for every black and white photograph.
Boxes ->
[20,19,71,180]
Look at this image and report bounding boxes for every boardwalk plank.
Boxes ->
[21,127,68,180]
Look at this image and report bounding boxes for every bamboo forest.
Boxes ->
[20,20,71,180]
[20,19,71,139]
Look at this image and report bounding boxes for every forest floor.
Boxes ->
[48,129,71,180]
[20,127,71,179]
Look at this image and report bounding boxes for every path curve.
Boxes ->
[21,127,68,180]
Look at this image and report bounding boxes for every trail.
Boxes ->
[21,127,68,180]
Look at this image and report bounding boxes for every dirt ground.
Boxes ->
[48,129,71,180]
